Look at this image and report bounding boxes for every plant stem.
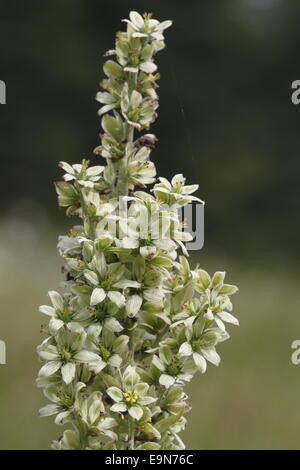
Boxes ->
[129,416,135,450]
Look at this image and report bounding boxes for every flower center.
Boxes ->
[166,358,181,376]
[123,390,139,405]
[58,392,73,407]
[98,344,111,361]
[61,347,72,362]
[101,276,113,290]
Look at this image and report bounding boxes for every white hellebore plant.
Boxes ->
[37,11,239,450]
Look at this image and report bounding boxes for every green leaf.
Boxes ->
[141,44,153,61]
[55,181,77,198]
[103,60,123,79]
[102,114,125,142]
[155,407,185,433]
[212,271,225,287]
[133,255,145,281]
[219,284,238,295]
[198,269,211,288]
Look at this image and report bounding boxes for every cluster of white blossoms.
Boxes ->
[37,11,239,450]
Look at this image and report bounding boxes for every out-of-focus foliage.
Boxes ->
[0,0,299,265]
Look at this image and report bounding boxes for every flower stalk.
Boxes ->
[37,11,239,450]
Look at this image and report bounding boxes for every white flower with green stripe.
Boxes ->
[37,323,101,385]
[107,366,156,420]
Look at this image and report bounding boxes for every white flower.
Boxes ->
[85,253,141,308]
[59,161,104,183]
[38,10,239,451]
[153,174,204,207]
[152,347,193,388]
[39,381,85,425]
[123,11,172,42]
[37,323,101,385]
[85,325,129,373]
[178,323,227,373]
[107,366,156,420]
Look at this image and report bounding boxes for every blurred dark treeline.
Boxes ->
[0,0,299,267]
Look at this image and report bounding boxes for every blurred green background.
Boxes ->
[0,0,300,449]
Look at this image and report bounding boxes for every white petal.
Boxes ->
[130,90,143,108]
[87,324,102,341]
[84,270,99,286]
[149,19,159,27]
[218,311,239,326]
[134,382,149,396]
[132,32,148,38]
[39,305,56,316]
[178,342,193,357]
[63,173,75,181]
[39,404,60,417]
[113,280,141,289]
[159,374,175,388]
[74,350,100,363]
[89,359,106,374]
[61,362,76,384]
[48,291,64,311]
[123,365,139,388]
[129,11,145,28]
[108,354,122,368]
[107,291,125,308]
[86,166,104,177]
[104,317,123,333]
[128,406,143,420]
[67,321,84,335]
[97,104,116,115]
[140,61,157,74]
[126,295,143,317]
[152,355,165,372]
[55,410,71,426]
[151,32,164,41]
[73,164,82,172]
[139,396,156,405]
[38,361,61,378]
[38,345,60,361]
[140,246,157,259]
[49,317,64,334]
[158,20,173,30]
[111,402,127,413]
[88,400,102,425]
[97,417,116,431]
[201,348,220,366]
[90,288,106,306]
[124,66,139,73]
[215,317,226,331]
[59,161,75,174]
[120,237,139,249]
[193,352,207,373]
[107,386,123,402]
[95,91,115,104]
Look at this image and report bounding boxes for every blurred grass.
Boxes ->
[0,213,299,449]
